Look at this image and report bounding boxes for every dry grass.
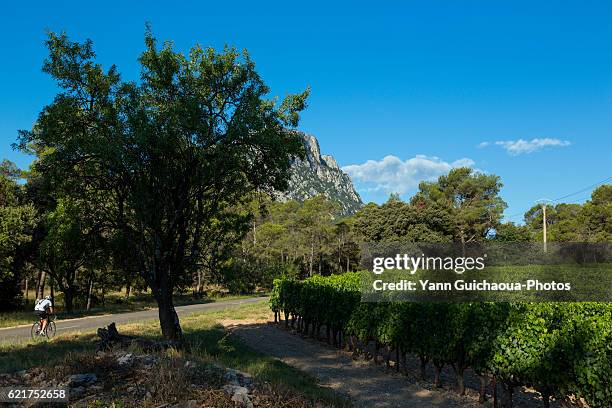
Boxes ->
[0,302,352,407]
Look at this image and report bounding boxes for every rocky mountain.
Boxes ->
[275,132,364,215]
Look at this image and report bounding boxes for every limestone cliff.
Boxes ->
[276,132,363,215]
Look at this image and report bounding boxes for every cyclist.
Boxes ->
[34,295,54,335]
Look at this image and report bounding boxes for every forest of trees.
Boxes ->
[1,30,610,344]
[3,146,610,315]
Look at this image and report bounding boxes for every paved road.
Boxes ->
[0,297,268,342]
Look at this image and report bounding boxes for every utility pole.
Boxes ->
[542,203,547,253]
[536,199,552,253]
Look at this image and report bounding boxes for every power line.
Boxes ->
[551,176,612,202]
[503,175,612,221]
[563,194,596,205]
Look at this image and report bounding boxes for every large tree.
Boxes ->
[18,30,308,342]
[412,168,506,247]
[353,195,454,243]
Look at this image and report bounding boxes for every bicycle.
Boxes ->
[31,314,57,340]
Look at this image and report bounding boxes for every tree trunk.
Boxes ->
[86,276,94,311]
[64,287,74,314]
[155,287,183,343]
[374,341,380,364]
[456,367,466,395]
[395,347,400,372]
[49,277,55,306]
[493,375,497,408]
[541,391,550,408]
[36,271,46,299]
[478,375,488,403]
[501,383,513,408]
[252,220,256,245]
[24,278,29,303]
[384,346,391,368]
[419,356,428,379]
[309,240,314,276]
[433,364,442,387]
[124,282,131,300]
[195,270,202,296]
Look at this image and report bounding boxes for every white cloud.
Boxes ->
[478,138,571,155]
[342,155,475,194]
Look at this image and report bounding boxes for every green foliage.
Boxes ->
[19,29,308,340]
[220,257,293,294]
[37,197,104,312]
[523,185,612,243]
[493,222,532,242]
[237,195,360,281]
[412,167,507,244]
[571,309,612,407]
[0,160,37,311]
[353,196,453,242]
[271,273,612,407]
[351,169,507,245]
[271,273,360,331]
[582,185,612,242]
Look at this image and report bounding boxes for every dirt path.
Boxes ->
[225,318,549,408]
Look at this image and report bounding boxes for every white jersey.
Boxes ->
[35,299,52,312]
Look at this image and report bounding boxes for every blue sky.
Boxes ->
[1,1,611,221]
